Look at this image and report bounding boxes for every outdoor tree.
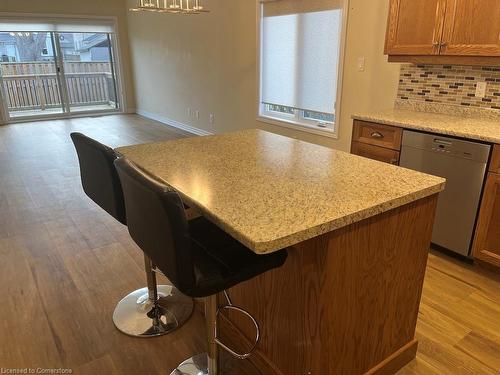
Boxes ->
[13,32,48,62]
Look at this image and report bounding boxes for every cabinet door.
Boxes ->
[473,173,500,267]
[441,0,500,56]
[489,145,500,174]
[351,142,400,165]
[385,0,447,55]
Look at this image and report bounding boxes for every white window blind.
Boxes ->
[260,0,342,116]
[0,18,115,33]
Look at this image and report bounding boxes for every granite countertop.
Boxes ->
[352,108,500,144]
[116,129,445,254]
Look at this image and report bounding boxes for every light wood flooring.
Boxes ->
[0,114,499,374]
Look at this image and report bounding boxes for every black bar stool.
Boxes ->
[71,133,194,338]
[114,157,288,374]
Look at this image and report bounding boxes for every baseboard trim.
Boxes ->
[135,109,213,136]
[364,340,418,375]
[220,308,418,375]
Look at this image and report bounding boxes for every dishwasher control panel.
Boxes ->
[403,132,490,163]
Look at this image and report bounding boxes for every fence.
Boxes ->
[0,62,116,112]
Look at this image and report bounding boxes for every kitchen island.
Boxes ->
[116,129,445,375]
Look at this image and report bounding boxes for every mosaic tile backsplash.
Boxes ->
[397,64,500,110]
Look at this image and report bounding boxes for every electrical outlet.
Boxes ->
[209,113,215,125]
[475,82,487,98]
[187,108,192,117]
[195,110,200,120]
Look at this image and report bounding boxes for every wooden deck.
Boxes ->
[0,115,499,374]
[8,104,117,119]
[1,62,117,119]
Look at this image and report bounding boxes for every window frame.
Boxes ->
[255,0,349,139]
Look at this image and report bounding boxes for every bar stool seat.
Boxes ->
[71,132,194,338]
[114,157,287,374]
[187,217,285,298]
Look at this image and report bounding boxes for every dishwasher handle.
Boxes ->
[433,138,453,146]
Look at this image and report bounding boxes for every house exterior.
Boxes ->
[0,32,110,62]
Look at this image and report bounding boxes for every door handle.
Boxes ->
[371,131,384,139]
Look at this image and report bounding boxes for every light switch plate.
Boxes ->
[357,57,366,72]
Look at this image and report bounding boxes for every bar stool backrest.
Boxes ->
[71,132,127,225]
[114,157,195,293]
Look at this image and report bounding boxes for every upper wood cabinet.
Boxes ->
[385,0,446,55]
[385,0,500,61]
[441,0,500,56]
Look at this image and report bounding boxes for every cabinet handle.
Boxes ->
[440,42,448,47]
[371,131,384,139]
[433,42,440,47]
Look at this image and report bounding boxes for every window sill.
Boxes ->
[257,115,338,139]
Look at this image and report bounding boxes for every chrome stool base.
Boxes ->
[170,353,208,375]
[113,285,194,338]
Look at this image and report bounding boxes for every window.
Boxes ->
[258,0,346,136]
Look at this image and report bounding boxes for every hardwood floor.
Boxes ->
[0,114,499,374]
[400,252,500,375]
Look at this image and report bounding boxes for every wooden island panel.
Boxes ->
[222,195,439,375]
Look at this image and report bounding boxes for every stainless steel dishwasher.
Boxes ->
[400,130,491,257]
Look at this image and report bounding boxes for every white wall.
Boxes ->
[127,0,401,151]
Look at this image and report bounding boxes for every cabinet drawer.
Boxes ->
[490,145,500,174]
[352,120,403,150]
[351,142,400,165]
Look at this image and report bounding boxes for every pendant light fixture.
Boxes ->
[129,0,210,14]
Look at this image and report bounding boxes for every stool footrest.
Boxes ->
[214,297,260,360]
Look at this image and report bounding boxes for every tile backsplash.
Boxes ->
[397,64,500,110]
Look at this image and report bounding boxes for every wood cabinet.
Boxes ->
[351,120,402,165]
[473,172,500,267]
[351,142,400,165]
[385,0,446,55]
[351,119,500,269]
[385,0,500,65]
[441,0,500,56]
[490,145,500,174]
[352,120,402,150]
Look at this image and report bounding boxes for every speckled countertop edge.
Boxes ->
[247,184,445,253]
[352,107,500,144]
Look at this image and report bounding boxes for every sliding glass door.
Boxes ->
[0,32,65,119]
[56,32,119,114]
[0,18,120,122]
